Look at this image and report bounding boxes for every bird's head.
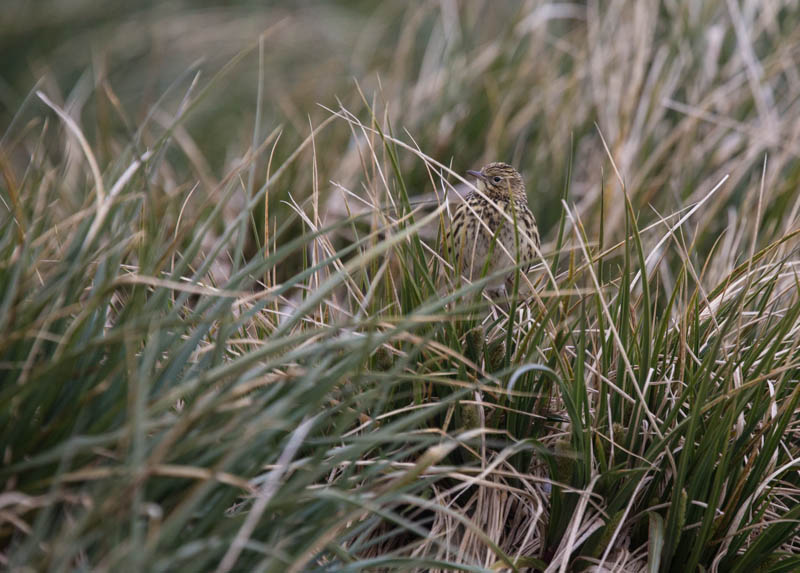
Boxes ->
[467,162,526,200]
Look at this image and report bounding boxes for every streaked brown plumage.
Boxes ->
[447,162,539,292]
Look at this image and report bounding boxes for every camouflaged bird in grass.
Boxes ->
[447,162,539,295]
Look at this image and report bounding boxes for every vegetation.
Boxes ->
[2,1,799,570]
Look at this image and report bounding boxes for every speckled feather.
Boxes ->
[448,162,539,290]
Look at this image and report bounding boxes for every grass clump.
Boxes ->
[2,1,800,571]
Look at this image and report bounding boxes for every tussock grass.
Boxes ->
[2,1,800,571]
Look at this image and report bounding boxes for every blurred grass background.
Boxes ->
[5,0,799,252]
[2,0,800,571]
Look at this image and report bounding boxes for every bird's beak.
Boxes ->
[466,169,485,180]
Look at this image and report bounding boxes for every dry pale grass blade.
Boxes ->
[216,417,316,573]
[630,173,730,291]
[36,91,106,246]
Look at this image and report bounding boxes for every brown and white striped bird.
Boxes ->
[447,162,539,294]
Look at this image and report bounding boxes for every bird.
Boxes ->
[446,162,539,296]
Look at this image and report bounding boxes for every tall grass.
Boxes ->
[2,1,800,571]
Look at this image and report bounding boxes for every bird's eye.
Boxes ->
[492,176,502,183]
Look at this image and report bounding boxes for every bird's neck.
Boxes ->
[487,188,526,202]
[477,181,526,202]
